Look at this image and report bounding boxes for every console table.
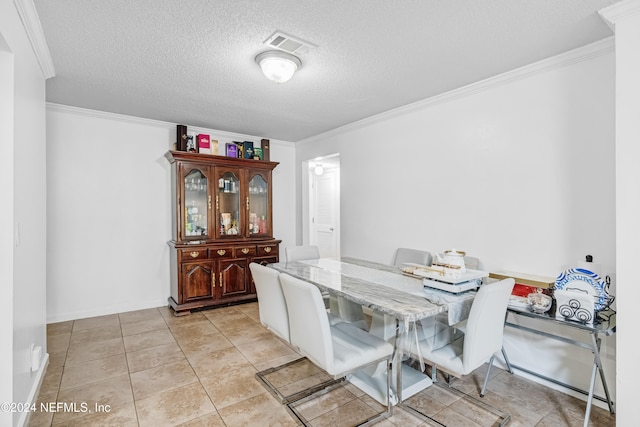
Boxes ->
[504,307,615,427]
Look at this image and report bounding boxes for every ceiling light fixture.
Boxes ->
[255,50,302,83]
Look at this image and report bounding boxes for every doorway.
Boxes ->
[304,154,340,258]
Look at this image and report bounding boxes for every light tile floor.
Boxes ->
[28,303,616,426]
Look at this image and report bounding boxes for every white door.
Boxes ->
[311,167,339,257]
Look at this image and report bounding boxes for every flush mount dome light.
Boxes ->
[255,50,302,83]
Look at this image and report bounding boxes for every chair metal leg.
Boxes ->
[445,372,454,386]
[480,355,495,397]
[501,346,514,374]
[386,357,392,416]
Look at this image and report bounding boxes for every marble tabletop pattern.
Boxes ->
[267,257,475,325]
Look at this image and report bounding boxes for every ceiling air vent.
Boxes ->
[263,31,316,56]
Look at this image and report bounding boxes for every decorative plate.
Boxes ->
[554,268,609,311]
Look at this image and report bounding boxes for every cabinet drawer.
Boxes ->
[209,246,234,259]
[180,248,208,261]
[234,245,257,257]
[257,244,279,257]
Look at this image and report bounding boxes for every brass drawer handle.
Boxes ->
[217,249,226,256]
[189,251,199,258]
[219,273,223,287]
[264,247,272,253]
[241,248,250,254]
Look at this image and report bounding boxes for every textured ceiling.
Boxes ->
[34,0,618,142]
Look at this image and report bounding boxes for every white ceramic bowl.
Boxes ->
[527,292,552,314]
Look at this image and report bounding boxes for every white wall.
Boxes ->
[296,41,616,404]
[1,1,49,426]
[46,105,296,322]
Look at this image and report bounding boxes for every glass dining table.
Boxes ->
[266,256,477,405]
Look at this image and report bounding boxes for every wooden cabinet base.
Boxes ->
[168,239,280,316]
[168,295,258,317]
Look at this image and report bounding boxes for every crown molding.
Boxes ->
[599,0,640,31]
[13,0,56,79]
[46,103,294,147]
[47,103,171,128]
[299,37,614,146]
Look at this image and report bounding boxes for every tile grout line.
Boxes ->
[118,311,142,427]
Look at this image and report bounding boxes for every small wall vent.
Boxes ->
[263,31,316,56]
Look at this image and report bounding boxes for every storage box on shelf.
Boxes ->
[165,151,281,315]
[490,271,555,312]
[490,271,555,294]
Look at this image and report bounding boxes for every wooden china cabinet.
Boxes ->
[165,151,281,316]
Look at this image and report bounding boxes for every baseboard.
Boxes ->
[17,353,49,427]
[46,297,169,323]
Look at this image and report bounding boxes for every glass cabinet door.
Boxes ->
[217,170,241,237]
[183,168,209,238]
[248,172,269,236]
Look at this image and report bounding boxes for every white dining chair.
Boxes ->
[250,263,342,403]
[285,245,367,328]
[250,263,291,342]
[392,248,433,266]
[404,278,515,397]
[279,273,394,425]
[284,245,320,262]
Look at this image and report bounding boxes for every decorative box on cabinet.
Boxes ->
[165,151,281,316]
